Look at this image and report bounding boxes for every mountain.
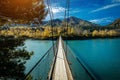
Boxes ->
[108,18,120,28]
[63,16,99,27]
[42,19,62,27]
[52,19,62,26]
[42,16,99,27]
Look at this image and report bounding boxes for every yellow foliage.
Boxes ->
[0,26,119,39]
[43,28,51,37]
[99,30,107,37]
[107,30,117,36]
[92,30,99,37]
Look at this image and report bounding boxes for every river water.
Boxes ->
[67,38,120,80]
[24,38,120,80]
[23,40,52,74]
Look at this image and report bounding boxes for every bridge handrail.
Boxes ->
[61,39,97,80]
[48,38,59,80]
[24,46,53,78]
[24,39,59,80]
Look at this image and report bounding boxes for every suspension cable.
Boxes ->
[48,0,55,56]
[46,0,55,56]
[64,0,70,55]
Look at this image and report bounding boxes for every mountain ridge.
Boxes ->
[42,16,100,27]
[108,18,120,28]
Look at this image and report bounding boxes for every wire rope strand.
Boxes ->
[65,0,70,56]
[46,0,55,56]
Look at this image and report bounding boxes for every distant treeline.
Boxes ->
[0,26,120,39]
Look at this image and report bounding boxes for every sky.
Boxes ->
[44,0,120,26]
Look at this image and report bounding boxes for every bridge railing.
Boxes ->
[62,40,97,80]
[24,40,59,80]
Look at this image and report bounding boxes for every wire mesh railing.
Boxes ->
[24,40,58,80]
[24,36,97,80]
[62,39,97,80]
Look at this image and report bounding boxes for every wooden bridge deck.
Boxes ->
[52,36,73,80]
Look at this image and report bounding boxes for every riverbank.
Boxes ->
[1,35,120,41]
[1,26,120,40]
[62,35,120,40]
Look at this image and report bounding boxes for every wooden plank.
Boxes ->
[53,36,73,80]
[63,48,73,80]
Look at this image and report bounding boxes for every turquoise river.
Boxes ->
[24,38,120,80]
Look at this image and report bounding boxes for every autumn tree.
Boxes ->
[0,0,47,24]
[57,27,62,35]
[83,30,90,37]
[43,27,51,37]
[107,30,118,36]
[92,30,99,37]
[67,27,75,35]
[99,30,107,37]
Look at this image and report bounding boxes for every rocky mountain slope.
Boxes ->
[42,16,99,27]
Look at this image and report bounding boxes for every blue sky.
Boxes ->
[45,0,120,25]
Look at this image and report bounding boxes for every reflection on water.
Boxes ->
[0,38,53,79]
[2,38,119,80]
[0,37,32,79]
[67,38,120,80]
[23,40,52,74]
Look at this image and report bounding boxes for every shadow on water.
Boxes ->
[0,36,33,80]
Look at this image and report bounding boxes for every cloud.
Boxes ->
[45,6,66,20]
[90,3,120,13]
[89,17,114,25]
[51,7,65,14]
[70,9,80,14]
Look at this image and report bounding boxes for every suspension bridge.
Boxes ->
[50,36,73,80]
[24,0,97,79]
[24,36,97,80]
